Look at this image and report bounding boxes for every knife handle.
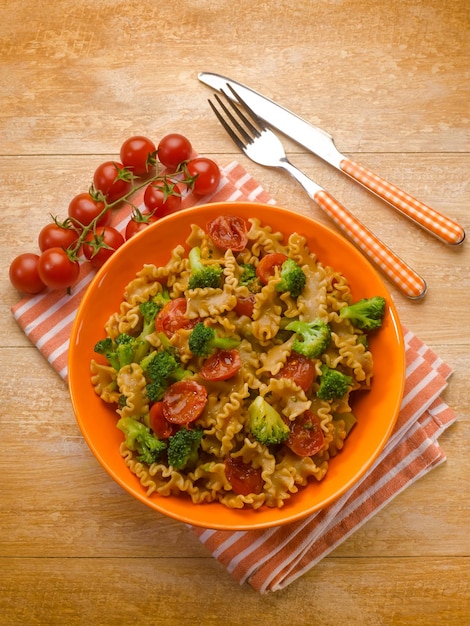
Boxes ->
[314,189,427,299]
[340,158,465,245]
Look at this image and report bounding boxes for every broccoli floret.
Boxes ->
[285,318,331,359]
[239,263,262,293]
[188,246,223,290]
[188,322,240,358]
[317,364,353,401]
[117,417,166,464]
[248,396,290,445]
[339,296,386,330]
[275,258,306,298]
[94,333,137,370]
[141,349,191,402]
[167,427,203,470]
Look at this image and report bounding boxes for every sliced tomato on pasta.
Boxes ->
[224,457,263,496]
[162,380,208,424]
[285,410,325,457]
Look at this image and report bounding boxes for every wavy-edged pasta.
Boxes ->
[90,215,381,509]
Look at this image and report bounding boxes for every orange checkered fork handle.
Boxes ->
[340,158,465,246]
[314,189,427,299]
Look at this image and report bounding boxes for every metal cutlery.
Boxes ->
[208,85,427,300]
[199,72,465,246]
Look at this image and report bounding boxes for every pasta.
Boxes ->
[90,215,380,509]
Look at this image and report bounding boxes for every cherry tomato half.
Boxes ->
[143,179,183,219]
[157,133,192,170]
[82,226,125,269]
[207,215,248,252]
[162,380,208,425]
[149,401,175,439]
[285,410,325,457]
[224,457,263,496]
[199,349,242,382]
[93,161,132,204]
[233,294,255,318]
[186,157,221,195]
[68,192,109,229]
[256,253,288,284]
[274,353,316,392]
[9,253,46,294]
[120,135,157,178]
[38,222,79,252]
[37,247,80,290]
[155,298,196,338]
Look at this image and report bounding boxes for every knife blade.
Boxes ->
[198,71,465,246]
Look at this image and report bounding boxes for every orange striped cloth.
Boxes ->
[11,161,457,593]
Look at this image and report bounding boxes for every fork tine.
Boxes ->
[225,84,266,130]
[208,97,246,152]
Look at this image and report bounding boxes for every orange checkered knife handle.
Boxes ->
[340,158,465,245]
[314,189,427,299]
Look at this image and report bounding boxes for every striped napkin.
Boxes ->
[11,161,457,593]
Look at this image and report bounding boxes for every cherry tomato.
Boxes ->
[274,353,316,392]
[119,135,157,178]
[199,349,242,382]
[37,247,80,290]
[38,222,79,252]
[68,192,109,229]
[125,211,157,240]
[82,226,125,269]
[155,298,196,338]
[143,178,183,219]
[285,410,325,457]
[256,253,288,284]
[207,215,248,252]
[149,402,175,439]
[186,157,221,195]
[9,253,46,294]
[157,133,192,170]
[233,294,255,318]
[93,161,132,204]
[224,457,263,496]
[162,380,208,425]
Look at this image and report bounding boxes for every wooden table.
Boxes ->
[1,1,469,623]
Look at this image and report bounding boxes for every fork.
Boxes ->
[208,86,427,300]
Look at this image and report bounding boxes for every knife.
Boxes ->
[198,72,465,246]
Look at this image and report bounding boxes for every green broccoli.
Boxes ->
[94,333,136,370]
[248,396,290,445]
[134,296,169,362]
[188,322,240,358]
[316,364,353,401]
[141,348,191,402]
[117,417,166,464]
[275,258,306,298]
[339,296,386,330]
[167,427,203,470]
[187,246,223,290]
[285,318,331,359]
[238,263,262,293]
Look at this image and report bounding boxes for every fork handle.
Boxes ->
[340,158,465,245]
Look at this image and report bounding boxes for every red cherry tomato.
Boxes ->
[285,410,325,457]
[224,457,263,496]
[233,294,255,318]
[274,353,316,392]
[157,133,192,170]
[162,380,208,425]
[93,161,132,203]
[68,192,109,229]
[199,349,242,382]
[38,222,79,252]
[186,157,221,195]
[120,135,157,178]
[155,298,196,338]
[149,402,175,439]
[207,215,248,252]
[9,253,46,294]
[82,226,124,269]
[143,179,183,219]
[125,211,157,240]
[37,247,80,290]
[256,253,288,284]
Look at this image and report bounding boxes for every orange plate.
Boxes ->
[68,202,405,530]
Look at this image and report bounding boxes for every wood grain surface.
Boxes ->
[1,1,469,624]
